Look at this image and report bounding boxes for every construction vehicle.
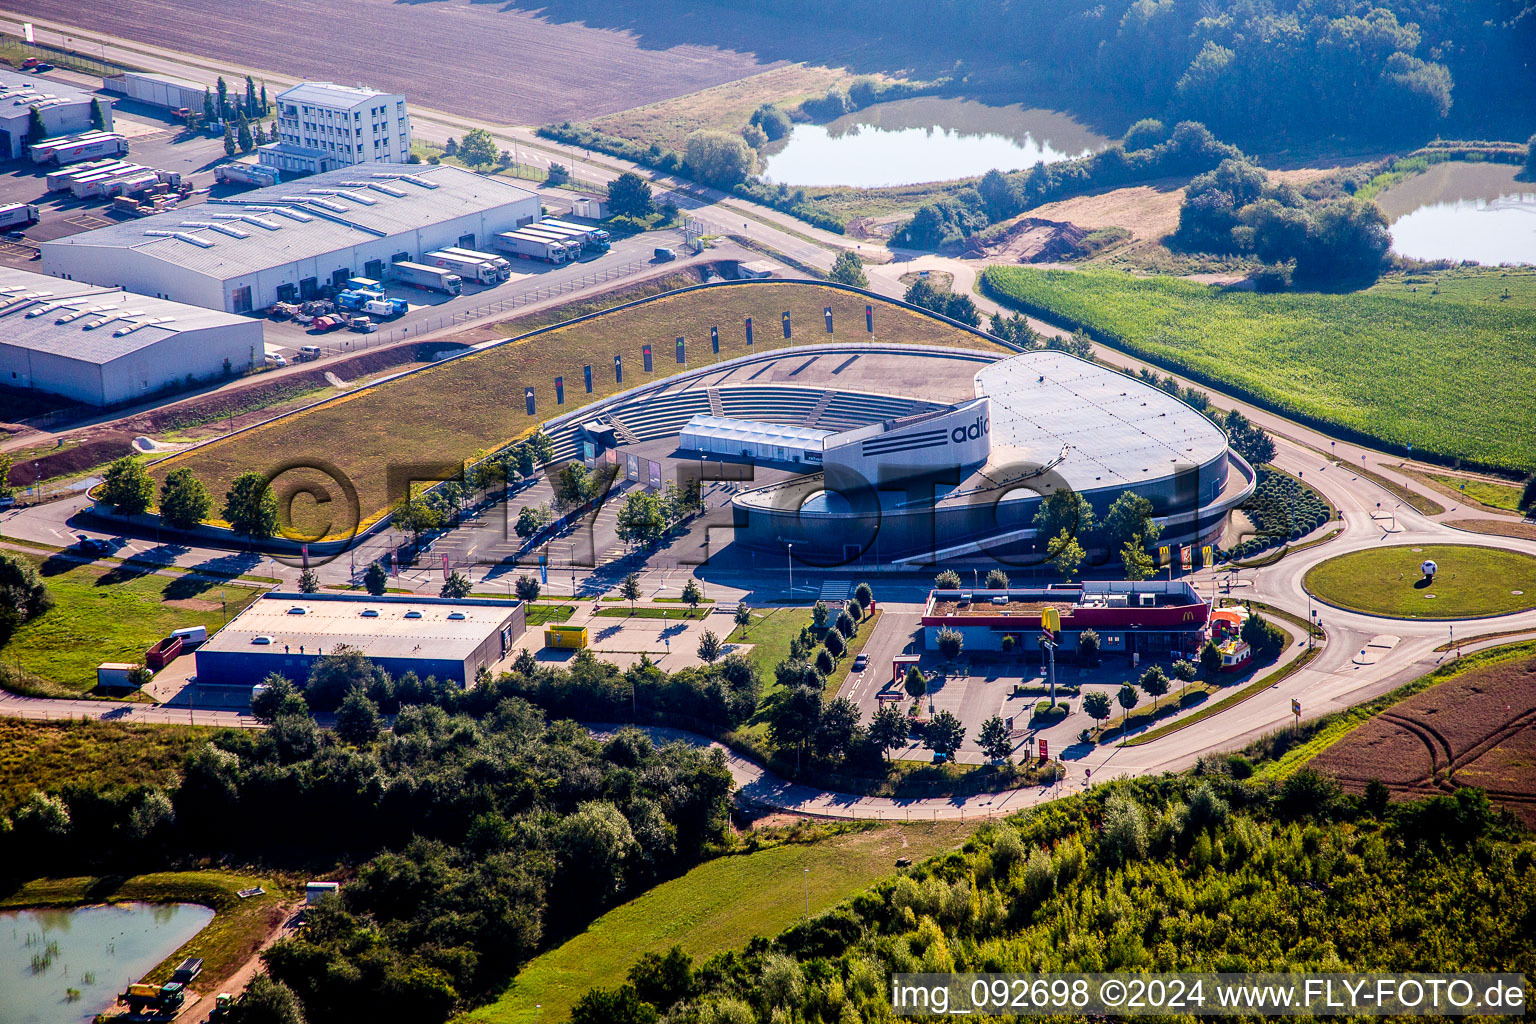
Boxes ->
[493,229,572,264]
[386,260,462,295]
[118,981,186,1017]
[434,246,512,281]
[207,992,236,1022]
[423,249,500,286]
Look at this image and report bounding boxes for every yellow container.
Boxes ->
[544,625,588,650]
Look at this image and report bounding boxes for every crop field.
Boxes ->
[981,266,1536,470]
[587,64,852,149]
[3,0,772,125]
[469,820,975,1024]
[1,554,262,696]
[1302,544,1536,619]
[1311,652,1536,825]
[149,284,1001,537]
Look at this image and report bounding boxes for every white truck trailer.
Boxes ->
[541,218,612,250]
[47,160,128,191]
[387,260,463,296]
[423,250,500,286]
[519,223,590,256]
[0,203,40,230]
[493,230,572,264]
[435,246,512,281]
[30,131,128,165]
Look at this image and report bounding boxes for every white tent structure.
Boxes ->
[677,414,831,465]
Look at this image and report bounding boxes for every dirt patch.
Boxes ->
[965,217,1094,263]
[163,598,221,612]
[1312,654,1536,825]
[1029,180,1189,246]
[1445,518,1536,542]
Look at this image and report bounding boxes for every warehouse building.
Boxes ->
[0,267,260,406]
[39,163,539,313]
[101,70,207,114]
[0,67,112,159]
[195,592,527,688]
[259,82,411,176]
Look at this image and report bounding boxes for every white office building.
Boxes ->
[259,82,411,176]
[0,267,260,406]
[40,163,538,313]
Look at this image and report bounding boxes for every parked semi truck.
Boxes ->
[519,223,590,256]
[387,260,463,295]
[0,202,39,230]
[423,249,500,286]
[215,162,282,188]
[29,130,128,165]
[435,246,512,281]
[540,218,612,250]
[494,230,572,264]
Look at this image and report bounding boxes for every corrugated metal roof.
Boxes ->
[41,163,537,281]
[276,82,397,108]
[0,267,250,363]
[681,414,833,447]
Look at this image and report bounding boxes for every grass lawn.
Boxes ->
[152,284,1001,539]
[1416,470,1527,513]
[593,606,709,620]
[522,603,577,626]
[1,555,262,696]
[981,265,1536,470]
[465,821,975,1024]
[0,717,213,812]
[727,607,814,687]
[1,871,295,994]
[1303,544,1536,619]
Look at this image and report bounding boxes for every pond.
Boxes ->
[1377,162,1536,265]
[0,902,215,1024]
[760,96,1110,188]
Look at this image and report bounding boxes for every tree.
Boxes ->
[733,601,751,634]
[812,600,829,629]
[1083,690,1112,735]
[305,644,384,712]
[26,106,47,145]
[0,450,12,501]
[621,572,643,612]
[749,103,791,141]
[457,127,498,168]
[90,98,106,130]
[869,703,908,762]
[158,467,212,532]
[202,89,216,125]
[616,490,669,549]
[1121,536,1156,580]
[696,630,723,664]
[1173,658,1198,698]
[854,582,874,610]
[259,82,268,114]
[223,472,279,542]
[1140,664,1170,710]
[553,462,596,511]
[515,574,541,602]
[363,561,388,596]
[546,162,570,184]
[441,570,472,599]
[628,944,693,1011]
[767,684,823,772]
[978,714,1013,762]
[935,626,963,662]
[1240,610,1286,660]
[101,455,154,519]
[924,709,966,760]
[1104,491,1160,551]
[297,568,320,594]
[443,136,459,156]
[1200,638,1223,676]
[684,130,757,188]
[514,503,552,540]
[823,627,845,659]
[984,569,1009,589]
[814,696,860,761]
[1116,682,1141,730]
[658,199,680,225]
[1035,486,1095,549]
[0,550,52,643]
[570,985,657,1024]
[1077,628,1100,663]
[335,689,381,745]
[1223,409,1277,466]
[828,250,868,287]
[608,171,654,219]
[236,119,253,153]
[680,579,703,611]
[835,609,856,638]
[903,664,927,701]
[1046,529,1086,580]
[394,497,441,553]
[223,124,236,158]
[935,569,961,589]
[228,974,308,1024]
[243,75,258,116]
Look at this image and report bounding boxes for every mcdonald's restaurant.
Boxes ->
[920,580,1211,663]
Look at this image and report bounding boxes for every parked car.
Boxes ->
[296,345,322,361]
[20,57,39,69]
[264,352,287,367]
[853,653,869,671]
[4,230,25,242]
[653,246,676,261]
[31,63,54,73]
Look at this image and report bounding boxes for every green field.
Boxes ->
[0,717,214,811]
[981,266,1536,469]
[2,871,294,993]
[0,555,262,695]
[464,821,974,1024]
[1303,544,1536,619]
[150,283,1001,538]
[1420,471,1527,512]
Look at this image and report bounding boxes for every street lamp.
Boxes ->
[803,867,809,918]
[787,542,794,597]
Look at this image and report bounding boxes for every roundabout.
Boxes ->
[1302,543,1536,620]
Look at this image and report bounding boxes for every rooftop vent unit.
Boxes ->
[55,305,114,324]
[301,197,349,214]
[364,181,407,198]
[213,213,283,230]
[309,188,376,206]
[181,220,250,239]
[389,173,438,190]
[84,310,145,329]
[113,317,175,337]
[269,207,314,222]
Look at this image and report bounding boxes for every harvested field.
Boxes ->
[149,283,1004,538]
[1312,653,1536,825]
[4,0,775,125]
